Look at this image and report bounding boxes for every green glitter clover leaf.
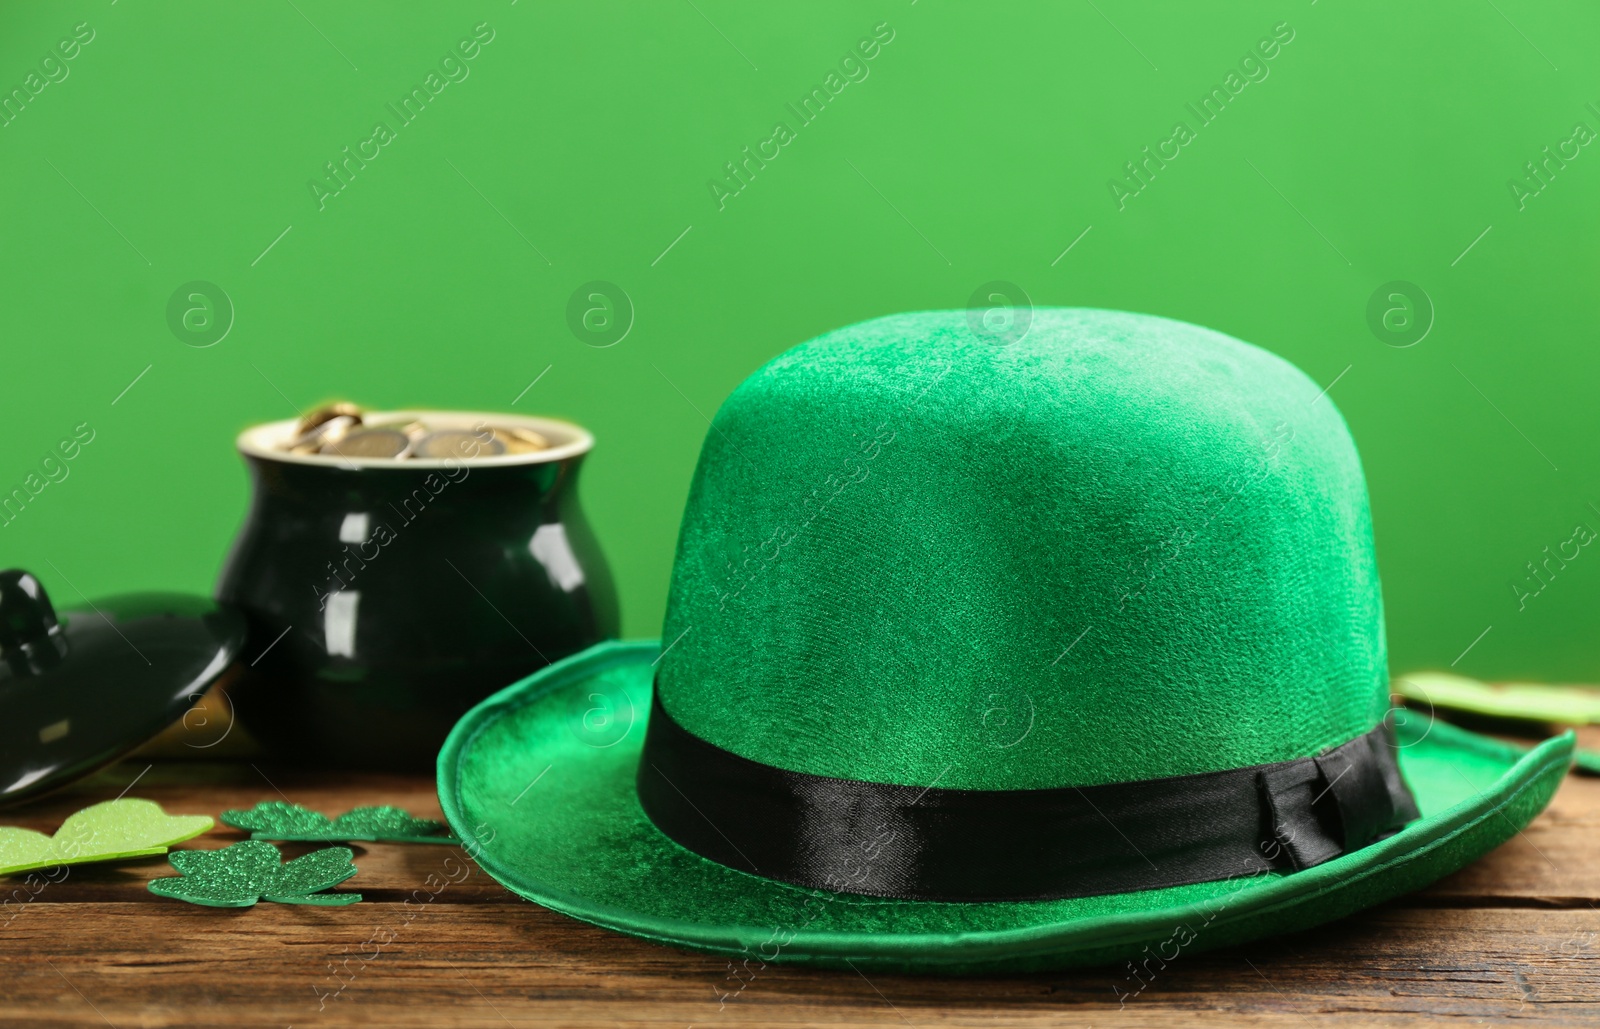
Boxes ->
[220,801,457,844]
[147,840,362,907]
[0,799,213,877]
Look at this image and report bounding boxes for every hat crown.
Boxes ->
[657,309,1387,790]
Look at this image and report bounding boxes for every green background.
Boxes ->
[2,1,1596,682]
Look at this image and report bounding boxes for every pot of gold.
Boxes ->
[217,404,618,770]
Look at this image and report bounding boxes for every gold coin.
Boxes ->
[296,402,362,437]
[295,414,359,452]
[493,425,550,454]
[414,429,506,459]
[326,427,411,459]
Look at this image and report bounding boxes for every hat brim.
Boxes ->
[437,640,1574,974]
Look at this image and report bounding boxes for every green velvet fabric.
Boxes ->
[436,640,1574,973]
[658,309,1386,788]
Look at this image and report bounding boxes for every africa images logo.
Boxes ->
[707,22,896,211]
[0,21,95,129]
[1507,102,1600,212]
[1107,21,1296,210]
[307,23,497,211]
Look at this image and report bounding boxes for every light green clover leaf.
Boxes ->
[0,799,213,877]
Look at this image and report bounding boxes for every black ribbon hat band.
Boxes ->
[636,692,1421,902]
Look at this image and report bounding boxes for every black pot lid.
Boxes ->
[0,569,246,806]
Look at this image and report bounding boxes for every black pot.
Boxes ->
[217,411,618,770]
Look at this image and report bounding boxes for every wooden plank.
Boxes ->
[2,727,1597,1027]
[1,904,1598,1027]
[1422,767,1600,904]
[19,745,1600,905]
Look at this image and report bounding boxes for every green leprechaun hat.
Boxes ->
[438,308,1572,974]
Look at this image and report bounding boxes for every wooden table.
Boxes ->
[4,733,1598,1028]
